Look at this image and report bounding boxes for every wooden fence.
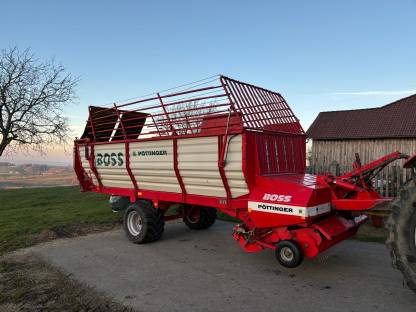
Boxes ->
[306,164,412,197]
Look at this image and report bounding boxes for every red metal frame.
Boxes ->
[173,138,186,201]
[79,75,304,144]
[324,151,409,211]
[74,75,412,263]
[87,143,103,192]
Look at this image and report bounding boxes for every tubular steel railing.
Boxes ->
[80,75,305,143]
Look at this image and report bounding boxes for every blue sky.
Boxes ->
[1,0,416,163]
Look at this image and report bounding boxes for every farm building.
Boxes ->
[306,94,416,171]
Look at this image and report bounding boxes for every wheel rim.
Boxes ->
[280,246,294,262]
[127,210,143,236]
[186,207,200,224]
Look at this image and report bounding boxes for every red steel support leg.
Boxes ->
[73,144,92,191]
[173,138,186,201]
[218,135,232,208]
[88,143,103,192]
[125,141,138,200]
[157,92,176,135]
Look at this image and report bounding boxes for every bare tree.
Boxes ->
[155,100,218,135]
[0,46,78,156]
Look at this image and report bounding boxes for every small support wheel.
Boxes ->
[275,240,304,268]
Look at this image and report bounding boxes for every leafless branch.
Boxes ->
[155,100,218,135]
[0,46,78,156]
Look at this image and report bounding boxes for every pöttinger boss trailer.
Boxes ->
[74,76,416,291]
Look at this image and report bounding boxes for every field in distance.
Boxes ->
[0,172,76,189]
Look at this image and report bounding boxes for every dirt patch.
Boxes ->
[0,253,134,312]
[31,223,123,244]
[354,222,388,243]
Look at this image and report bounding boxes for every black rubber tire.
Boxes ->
[275,240,304,268]
[183,205,217,230]
[386,180,416,293]
[123,200,165,244]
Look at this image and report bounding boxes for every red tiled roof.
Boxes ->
[306,94,416,139]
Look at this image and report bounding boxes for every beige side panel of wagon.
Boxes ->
[78,145,98,185]
[94,143,134,188]
[178,135,248,198]
[178,136,225,197]
[130,140,181,193]
[225,135,249,198]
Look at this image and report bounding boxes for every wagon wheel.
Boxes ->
[123,200,165,244]
[183,205,217,230]
[386,180,416,293]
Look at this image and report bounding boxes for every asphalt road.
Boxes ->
[31,221,416,312]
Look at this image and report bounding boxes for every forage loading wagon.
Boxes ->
[74,76,416,291]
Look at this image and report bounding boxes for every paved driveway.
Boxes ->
[31,221,416,312]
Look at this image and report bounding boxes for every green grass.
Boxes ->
[217,211,240,223]
[0,186,121,256]
[354,222,388,244]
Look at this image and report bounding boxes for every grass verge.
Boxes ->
[0,253,133,312]
[354,222,388,243]
[216,211,240,223]
[0,186,121,256]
